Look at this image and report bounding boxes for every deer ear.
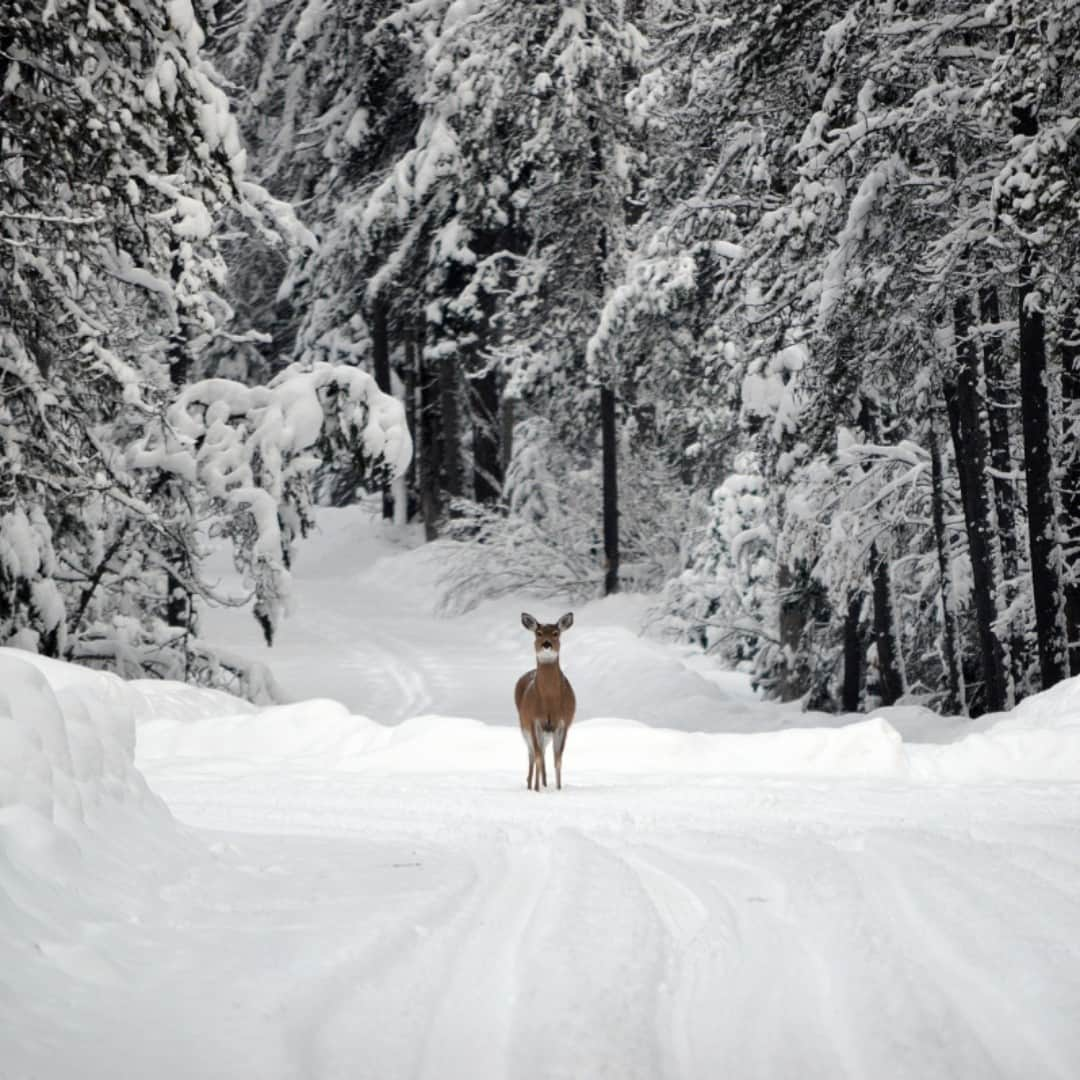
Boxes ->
[521,613,539,631]
[558,612,574,631]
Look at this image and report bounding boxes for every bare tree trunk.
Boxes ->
[929,418,965,715]
[1009,95,1068,691]
[165,250,199,660]
[370,298,395,520]
[438,353,464,500]
[416,325,441,541]
[1061,313,1080,674]
[403,332,418,520]
[1019,254,1069,689]
[841,592,863,712]
[947,295,1008,712]
[501,397,515,478]
[979,283,1025,688]
[870,542,904,706]
[601,383,619,595]
[776,561,805,703]
[584,9,621,598]
[470,367,502,504]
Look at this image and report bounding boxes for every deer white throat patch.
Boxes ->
[536,648,559,664]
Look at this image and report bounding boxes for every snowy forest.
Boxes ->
[2,0,1078,719]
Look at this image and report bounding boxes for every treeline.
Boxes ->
[3,1,1078,717]
[212,0,1078,715]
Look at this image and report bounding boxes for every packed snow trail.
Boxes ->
[61,761,1080,1080]
[4,507,1080,1079]
[195,508,785,731]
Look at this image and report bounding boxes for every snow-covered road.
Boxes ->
[74,757,1080,1080]
[5,508,1080,1079]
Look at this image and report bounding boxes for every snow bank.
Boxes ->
[0,648,169,839]
[134,709,911,781]
[0,648,176,957]
[134,676,1080,785]
[9,645,1080,858]
[908,676,1080,783]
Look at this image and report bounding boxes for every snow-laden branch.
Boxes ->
[127,363,412,637]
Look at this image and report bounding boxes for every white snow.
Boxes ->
[4,505,1080,1079]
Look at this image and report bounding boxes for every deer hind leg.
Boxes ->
[553,725,568,790]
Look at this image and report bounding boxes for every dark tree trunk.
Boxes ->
[415,326,441,541]
[470,367,502,504]
[601,383,619,595]
[929,418,965,715]
[403,331,419,523]
[948,295,1008,712]
[165,253,198,660]
[841,592,863,712]
[942,381,969,517]
[1061,313,1080,674]
[1019,255,1069,689]
[501,397,516,477]
[870,542,904,706]
[979,283,1025,687]
[370,299,395,520]
[775,561,805,702]
[1010,96,1068,690]
[438,353,464,499]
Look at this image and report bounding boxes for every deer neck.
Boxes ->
[534,655,563,695]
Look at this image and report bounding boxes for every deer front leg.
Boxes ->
[531,725,546,791]
[554,725,568,790]
[522,726,535,789]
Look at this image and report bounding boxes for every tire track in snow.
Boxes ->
[857,834,1080,1079]
[279,828,551,1080]
[507,828,670,1080]
[412,832,552,1080]
[281,842,483,1080]
[609,844,712,1080]
[613,836,874,1080]
[355,629,434,723]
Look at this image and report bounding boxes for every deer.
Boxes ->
[515,612,576,791]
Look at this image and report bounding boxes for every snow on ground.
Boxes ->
[4,505,1080,1079]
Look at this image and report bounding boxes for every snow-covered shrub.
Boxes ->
[656,461,777,673]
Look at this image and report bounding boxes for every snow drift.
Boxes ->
[134,671,1080,786]
[0,647,170,846]
[0,649,177,975]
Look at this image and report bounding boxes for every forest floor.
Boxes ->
[4,507,1080,1079]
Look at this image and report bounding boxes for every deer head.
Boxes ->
[521,612,573,665]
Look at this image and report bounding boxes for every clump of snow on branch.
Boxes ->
[127,364,411,638]
[741,343,807,442]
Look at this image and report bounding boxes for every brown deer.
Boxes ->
[515,612,576,791]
